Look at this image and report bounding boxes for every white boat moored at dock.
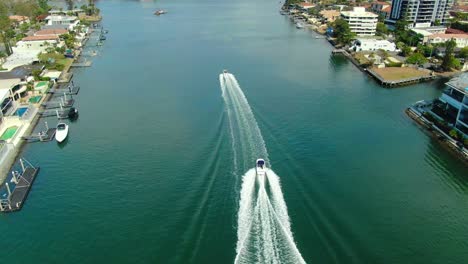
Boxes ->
[55,123,69,143]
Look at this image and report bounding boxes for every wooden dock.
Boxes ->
[22,128,56,143]
[49,85,80,95]
[39,109,72,119]
[0,167,40,212]
[71,61,92,67]
[367,68,436,87]
[42,99,74,109]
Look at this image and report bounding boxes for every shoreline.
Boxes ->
[280,6,461,87]
[405,106,468,164]
[0,27,100,186]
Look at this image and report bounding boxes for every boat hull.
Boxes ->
[55,124,69,143]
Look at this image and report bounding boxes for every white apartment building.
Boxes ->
[340,7,378,36]
[389,0,453,27]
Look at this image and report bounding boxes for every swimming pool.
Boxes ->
[0,126,19,141]
[29,96,42,104]
[15,107,28,117]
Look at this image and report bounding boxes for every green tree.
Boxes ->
[332,18,355,45]
[0,2,13,55]
[400,44,412,57]
[376,22,388,36]
[442,39,458,71]
[458,46,468,59]
[60,33,75,48]
[406,52,428,65]
[434,19,441,26]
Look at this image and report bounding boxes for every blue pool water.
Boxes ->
[15,107,28,117]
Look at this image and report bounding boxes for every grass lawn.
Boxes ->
[371,67,431,81]
[57,58,74,72]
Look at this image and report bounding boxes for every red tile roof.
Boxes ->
[428,33,468,39]
[36,14,48,21]
[446,28,466,34]
[35,29,68,36]
[382,6,392,12]
[22,35,59,41]
[298,2,314,7]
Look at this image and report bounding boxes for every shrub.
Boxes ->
[449,129,459,139]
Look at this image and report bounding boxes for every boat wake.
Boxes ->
[219,72,305,264]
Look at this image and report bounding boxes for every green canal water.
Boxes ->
[1,0,467,263]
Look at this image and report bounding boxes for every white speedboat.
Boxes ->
[296,22,304,29]
[55,123,69,143]
[256,159,267,177]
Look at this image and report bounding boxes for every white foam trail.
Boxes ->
[219,72,306,264]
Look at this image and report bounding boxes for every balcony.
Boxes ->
[431,99,458,124]
[443,88,464,103]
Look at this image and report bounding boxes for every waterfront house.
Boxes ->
[0,78,26,107]
[17,35,61,50]
[296,2,315,12]
[427,34,468,48]
[9,16,30,26]
[34,28,69,37]
[410,28,435,43]
[49,9,86,17]
[432,74,468,137]
[341,7,378,36]
[319,10,341,23]
[350,38,397,52]
[44,15,80,31]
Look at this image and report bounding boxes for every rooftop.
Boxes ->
[41,24,69,30]
[0,88,10,101]
[22,35,59,41]
[297,2,314,8]
[45,15,78,21]
[446,74,468,95]
[411,28,433,37]
[382,6,392,12]
[341,7,378,17]
[428,33,468,39]
[0,78,22,90]
[9,15,29,22]
[356,38,394,44]
[0,65,42,80]
[2,50,41,71]
[35,29,68,36]
[446,28,466,34]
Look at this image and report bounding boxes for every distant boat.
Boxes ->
[154,10,167,15]
[296,22,304,29]
[55,123,69,143]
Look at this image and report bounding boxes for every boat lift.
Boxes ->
[41,92,75,109]
[22,121,56,143]
[0,158,40,213]
[49,81,80,95]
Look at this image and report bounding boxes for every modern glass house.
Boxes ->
[433,74,468,137]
